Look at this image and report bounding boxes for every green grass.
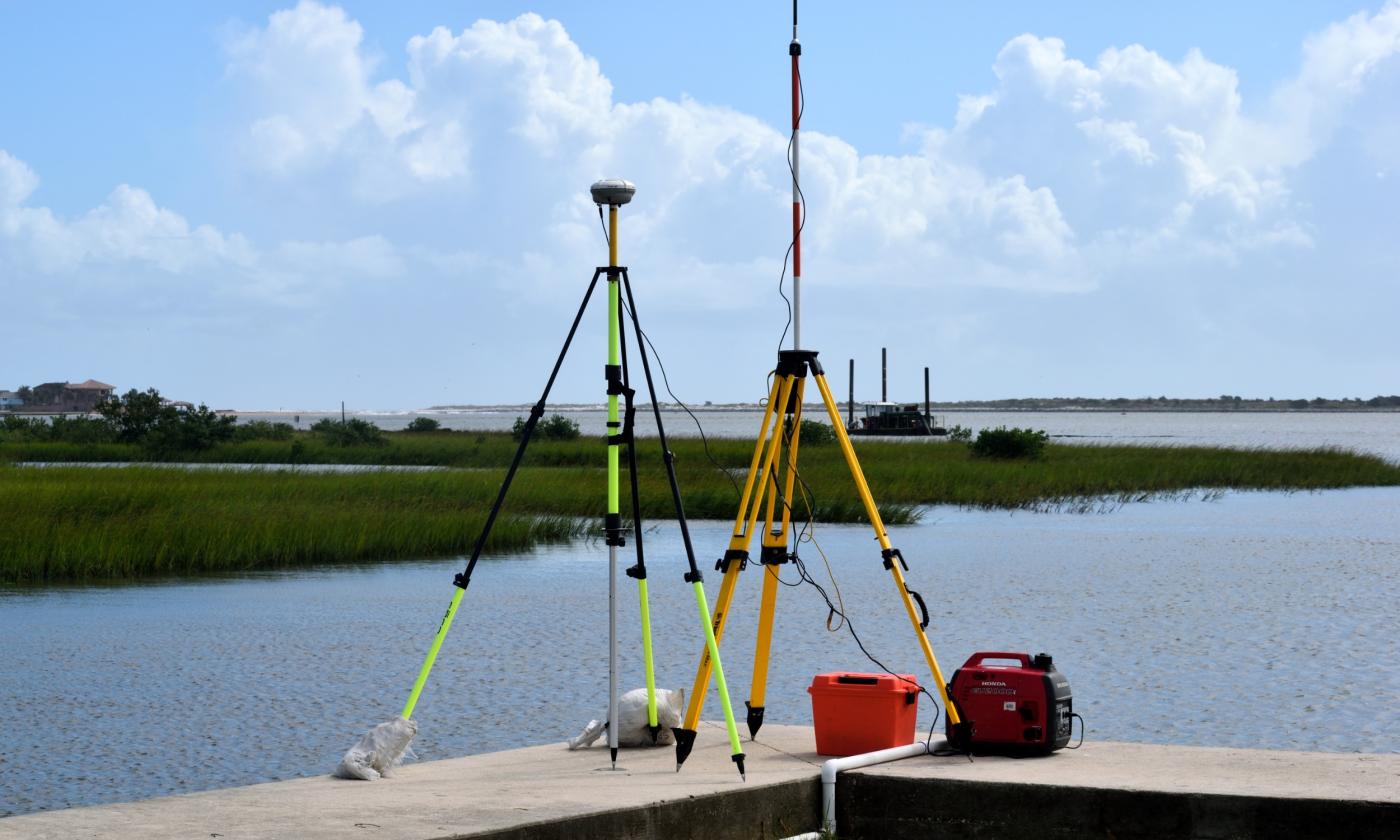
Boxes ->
[4,431,1397,583]
[0,465,585,583]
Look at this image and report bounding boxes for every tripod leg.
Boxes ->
[397,269,604,723]
[400,587,464,720]
[748,565,779,739]
[678,374,789,740]
[747,376,806,739]
[616,289,658,742]
[617,270,746,778]
[810,371,962,727]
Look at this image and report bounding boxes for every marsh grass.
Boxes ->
[0,466,585,583]
[4,432,1397,583]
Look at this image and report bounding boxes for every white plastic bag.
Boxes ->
[568,687,684,749]
[335,716,417,780]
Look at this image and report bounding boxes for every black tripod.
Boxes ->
[386,190,747,781]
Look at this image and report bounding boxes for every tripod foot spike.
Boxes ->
[744,701,765,740]
[610,747,618,770]
[733,752,747,782]
[672,727,697,771]
[647,724,661,744]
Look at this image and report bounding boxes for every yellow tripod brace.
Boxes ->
[673,349,964,768]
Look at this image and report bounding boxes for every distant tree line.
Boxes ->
[0,388,284,453]
[0,387,441,453]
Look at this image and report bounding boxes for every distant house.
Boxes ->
[0,390,23,410]
[26,379,116,412]
[67,379,116,404]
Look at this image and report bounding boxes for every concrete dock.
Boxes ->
[2,722,1396,839]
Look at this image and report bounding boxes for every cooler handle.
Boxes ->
[966,652,1032,667]
[835,675,880,685]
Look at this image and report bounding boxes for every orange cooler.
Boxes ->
[807,672,920,756]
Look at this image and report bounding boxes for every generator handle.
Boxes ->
[966,652,1033,668]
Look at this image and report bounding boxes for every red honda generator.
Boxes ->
[946,651,1073,754]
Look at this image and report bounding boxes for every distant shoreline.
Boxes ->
[236,405,1400,415]
[7,404,1397,417]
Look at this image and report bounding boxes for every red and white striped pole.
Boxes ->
[790,1,802,350]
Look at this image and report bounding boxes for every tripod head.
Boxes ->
[590,179,636,206]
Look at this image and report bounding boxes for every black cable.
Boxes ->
[1068,713,1086,749]
[761,411,970,756]
[775,59,807,355]
[619,297,743,503]
[762,429,940,729]
[592,206,741,504]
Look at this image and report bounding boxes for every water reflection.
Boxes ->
[1,487,1397,816]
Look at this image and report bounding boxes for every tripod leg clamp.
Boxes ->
[604,512,626,547]
[881,547,909,571]
[607,386,636,445]
[760,545,790,565]
[604,364,624,395]
[715,549,749,574]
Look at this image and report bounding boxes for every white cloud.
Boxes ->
[944,1,1400,271]
[0,150,39,212]
[8,2,1400,407]
[1077,118,1156,165]
[226,1,422,174]
[0,148,403,308]
[213,1,1400,300]
[1265,1,1400,166]
[222,2,1084,294]
[1,164,249,276]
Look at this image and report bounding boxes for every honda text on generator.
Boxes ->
[946,652,1073,754]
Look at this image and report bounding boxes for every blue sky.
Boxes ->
[2,1,1397,409]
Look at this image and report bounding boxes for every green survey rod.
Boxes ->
[606,204,622,770]
[592,178,658,767]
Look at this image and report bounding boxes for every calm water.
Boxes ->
[239,409,1400,462]
[2,488,1397,816]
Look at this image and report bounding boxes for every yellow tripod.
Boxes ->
[672,349,964,769]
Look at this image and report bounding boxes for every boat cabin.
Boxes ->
[850,402,945,436]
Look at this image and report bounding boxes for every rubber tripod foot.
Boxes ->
[947,721,972,752]
[744,701,765,740]
[672,727,697,771]
[733,752,747,782]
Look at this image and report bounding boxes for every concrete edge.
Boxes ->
[838,773,1400,840]
[463,775,822,840]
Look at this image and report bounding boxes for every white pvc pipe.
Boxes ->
[780,741,931,839]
